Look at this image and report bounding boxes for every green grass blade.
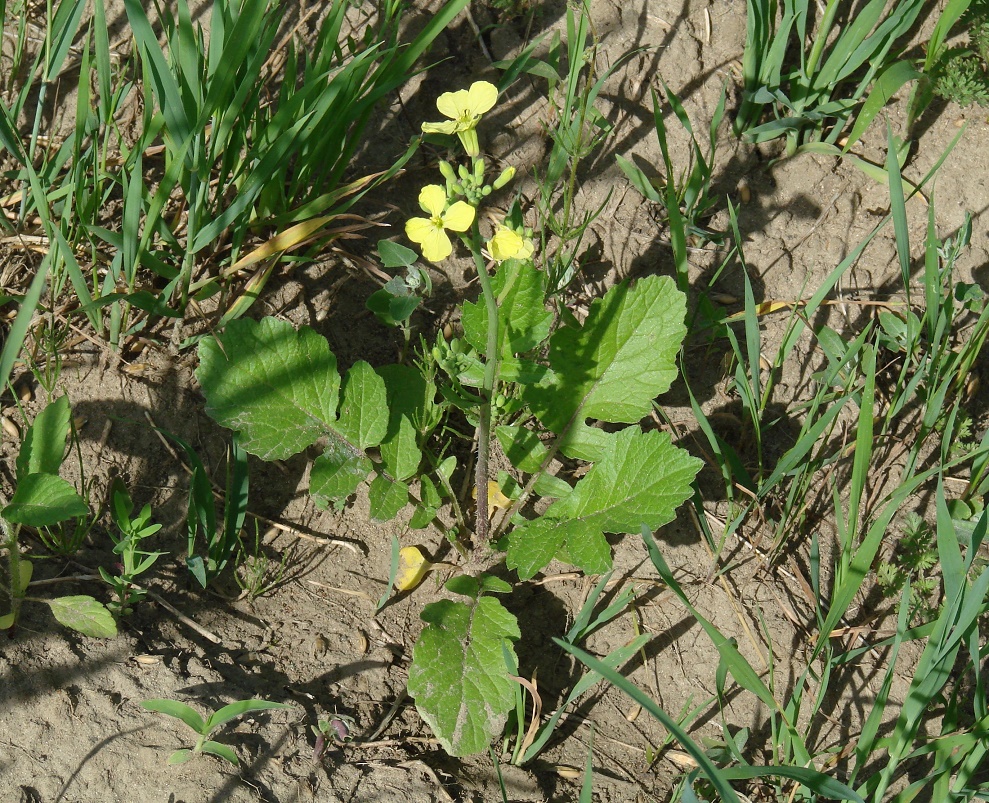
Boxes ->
[141,699,206,733]
[555,638,741,803]
[205,699,291,733]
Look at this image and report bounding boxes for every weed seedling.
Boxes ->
[140,697,292,766]
[0,396,116,637]
[100,479,164,616]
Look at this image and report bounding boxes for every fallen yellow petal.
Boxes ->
[395,546,432,592]
[473,480,513,520]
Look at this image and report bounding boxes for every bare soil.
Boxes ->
[2,1,988,801]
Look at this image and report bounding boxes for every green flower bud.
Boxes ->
[438,160,457,183]
[492,166,516,190]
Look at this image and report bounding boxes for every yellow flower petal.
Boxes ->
[441,201,475,232]
[418,184,448,216]
[405,217,435,246]
[466,81,498,116]
[472,480,513,520]
[436,89,470,121]
[420,227,453,262]
[421,120,460,136]
[395,546,432,592]
[489,228,525,261]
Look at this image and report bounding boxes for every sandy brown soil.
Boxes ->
[2,0,988,801]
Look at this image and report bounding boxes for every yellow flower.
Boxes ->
[488,226,534,262]
[421,81,498,156]
[405,185,475,262]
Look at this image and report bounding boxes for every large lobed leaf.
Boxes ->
[408,595,520,756]
[525,275,686,461]
[507,428,702,579]
[197,317,340,461]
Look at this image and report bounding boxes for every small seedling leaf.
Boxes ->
[196,317,340,461]
[47,596,117,638]
[205,699,292,733]
[16,395,71,478]
[0,613,15,629]
[199,740,239,765]
[3,473,88,526]
[525,275,687,461]
[336,361,388,450]
[408,596,521,756]
[167,749,195,765]
[14,557,33,595]
[141,699,207,733]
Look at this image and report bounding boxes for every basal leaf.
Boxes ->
[336,361,388,450]
[525,276,686,460]
[462,260,553,357]
[408,596,520,756]
[507,428,701,579]
[17,395,71,479]
[47,595,117,638]
[196,317,340,460]
[3,473,88,526]
[369,474,409,521]
[310,444,371,508]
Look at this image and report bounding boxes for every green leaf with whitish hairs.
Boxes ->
[524,275,686,461]
[47,596,117,638]
[408,595,520,756]
[507,428,702,579]
[196,317,340,461]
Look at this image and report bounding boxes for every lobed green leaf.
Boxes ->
[507,428,701,579]
[525,275,686,461]
[408,596,521,756]
[197,317,340,461]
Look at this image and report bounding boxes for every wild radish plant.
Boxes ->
[196,81,701,757]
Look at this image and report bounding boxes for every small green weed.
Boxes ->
[100,479,164,617]
[876,513,940,621]
[234,523,290,600]
[930,0,989,107]
[0,396,115,637]
[140,697,292,766]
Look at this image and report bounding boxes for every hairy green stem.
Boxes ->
[469,222,500,547]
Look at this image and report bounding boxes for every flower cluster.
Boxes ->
[404,81,535,266]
